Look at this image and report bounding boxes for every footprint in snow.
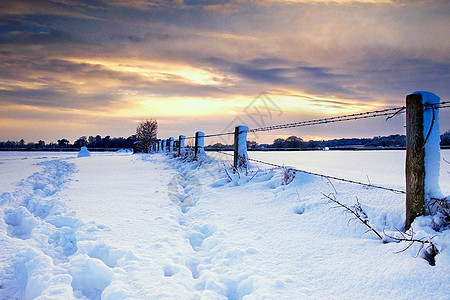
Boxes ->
[167,172,201,207]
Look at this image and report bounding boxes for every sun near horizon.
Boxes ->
[0,0,448,145]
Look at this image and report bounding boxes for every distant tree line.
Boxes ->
[1,130,449,151]
[208,131,450,150]
[0,135,138,150]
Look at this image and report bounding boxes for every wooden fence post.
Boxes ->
[405,93,425,230]
[194,131,204,160]
[179,135,185,157]
[169,137,174,153]
[158,140,161,152]
[233,125,248,172]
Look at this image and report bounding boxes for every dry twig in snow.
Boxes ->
[323,193,383,240]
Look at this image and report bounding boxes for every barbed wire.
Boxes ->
[215,151,406,194]
[183,101,449,140]
[427,100,449,107]
[168,102,450,192]
[433,103,450,109]
[185,132,234,140]
[248,107,406,133]
[174,101,450,193]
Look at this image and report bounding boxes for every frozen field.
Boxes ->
[0,150,449,299]
[246,150,450,194]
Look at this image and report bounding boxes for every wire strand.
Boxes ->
[215,151,406,194]
[182,101,449,139]
[248,107,406,133]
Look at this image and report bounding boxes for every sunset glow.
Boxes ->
[0,0,448,144]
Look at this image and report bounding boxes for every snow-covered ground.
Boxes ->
[245,150,450,193]
[0,150,449,299]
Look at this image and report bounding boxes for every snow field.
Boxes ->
[0,151,449,299]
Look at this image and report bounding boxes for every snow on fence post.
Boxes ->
[194,131,205,160]
[405,91,442,230]
[179,135,185,157]
[169,137,174,153]
[233,125,248,172]
[158,140,162,152]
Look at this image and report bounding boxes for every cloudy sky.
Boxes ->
[0,0,449,144]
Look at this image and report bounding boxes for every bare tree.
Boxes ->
[136,119,158,153]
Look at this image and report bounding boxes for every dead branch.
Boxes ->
[231,163,241,179]
[249,169,260,181]
[322,193,383,240]
[354,197,368,220]
[281,166,296,185]
[366,174,371,185]
[429,196,450,219]
[223,163,233,182]
[383,229,439,266]
[326,178,337,194]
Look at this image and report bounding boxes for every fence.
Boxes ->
[150,92,449,229]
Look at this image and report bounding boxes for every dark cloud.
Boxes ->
[206,50,450,103]
[206,56,360,97]
[349,56,450,103]
[249,57,290,67]
[111,34,145,43]
[207,57,290,84]
[110,32,170,43]
[0,87,118,110]
[0,29,80,45]
[233,64,290,84]
[0,16,24,27]
[297,67,348,80]
[0,0,99,19]
[184,0,231,6]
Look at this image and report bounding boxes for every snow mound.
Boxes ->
[77,146,90,158]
